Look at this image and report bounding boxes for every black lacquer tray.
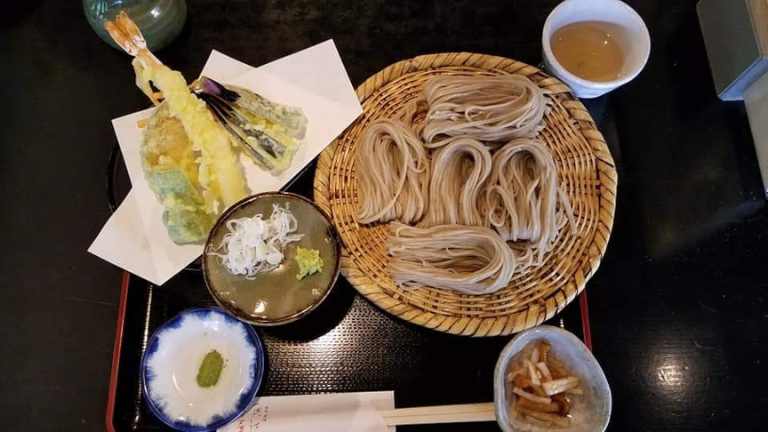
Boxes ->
[105,149,592,432]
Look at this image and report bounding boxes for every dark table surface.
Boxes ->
[2,0,768,431]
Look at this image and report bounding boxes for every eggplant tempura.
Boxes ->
[195,77,307,175]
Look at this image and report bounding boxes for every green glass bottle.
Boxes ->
[83,0,187,51]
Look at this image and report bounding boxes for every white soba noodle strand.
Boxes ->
[422,75,548,147]
[356,119,430,224]
[483,138,574,267]
[399,98,428,139]
[388,223,516,295]
[424,137,492,226]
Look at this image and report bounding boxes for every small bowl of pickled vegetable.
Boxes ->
[494,325,612,432]
[142,308,265,431]
[202,192,341,326]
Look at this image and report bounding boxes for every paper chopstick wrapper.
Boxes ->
[89,41,362,285]
[218,391,395,432]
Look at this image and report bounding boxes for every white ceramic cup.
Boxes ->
[542,0,651,98]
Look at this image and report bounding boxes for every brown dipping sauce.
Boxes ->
[551,21,627,82]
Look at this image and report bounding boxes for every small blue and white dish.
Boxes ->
[141,308,265,431]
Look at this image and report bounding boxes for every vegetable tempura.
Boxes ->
[106,12,249,244]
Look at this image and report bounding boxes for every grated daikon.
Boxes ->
[210,204,303,278]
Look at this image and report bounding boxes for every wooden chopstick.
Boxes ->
[380,402,496,426]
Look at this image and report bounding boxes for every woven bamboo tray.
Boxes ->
[313,52,617,337]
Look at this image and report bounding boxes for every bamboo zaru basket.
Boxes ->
[313,53,617,336]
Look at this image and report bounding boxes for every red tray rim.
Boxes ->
[106,272,131,432]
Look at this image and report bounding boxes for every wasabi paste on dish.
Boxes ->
[294,247,323,280]
[196,350,224,388]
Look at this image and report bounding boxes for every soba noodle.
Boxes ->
[388,223,516,295]
[483,138,574,266]
[354,75,574,295]
[422,75,548,147]
[356,119,430,224]
[424,137,492,226]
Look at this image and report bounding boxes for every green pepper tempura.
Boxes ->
[294,247,324,280]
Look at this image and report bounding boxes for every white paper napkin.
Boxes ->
[218,391,395,432]
[89,41,362,285]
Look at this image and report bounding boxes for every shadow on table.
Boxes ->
[262,280,357,342]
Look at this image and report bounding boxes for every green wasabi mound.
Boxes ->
[196,350,224,388]
[294,247,323,280]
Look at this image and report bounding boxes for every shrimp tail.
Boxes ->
[104,11,165,105]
